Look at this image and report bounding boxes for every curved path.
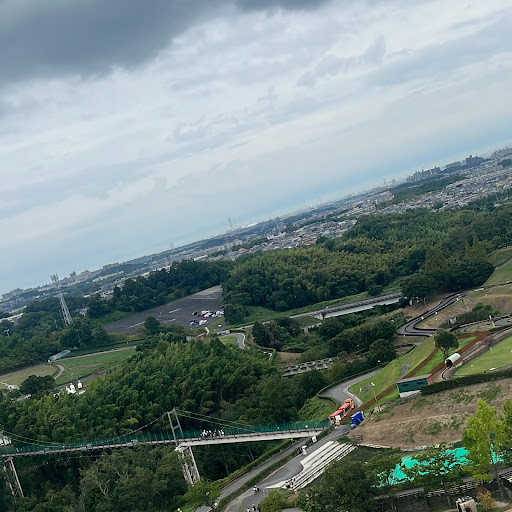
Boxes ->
[233,332,245,350]
[320,368,380,407]
[397,293,461,337]
[219,332,245,350]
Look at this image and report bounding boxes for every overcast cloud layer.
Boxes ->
[1,0,512,295]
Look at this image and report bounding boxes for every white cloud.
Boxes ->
[1,0,512,293]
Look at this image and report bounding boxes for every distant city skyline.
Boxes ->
[1,0,512,295]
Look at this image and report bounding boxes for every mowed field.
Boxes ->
[0,347,137,389]
[349,335,476,404]
[455,335,512,376]
[0,364,57,389]
[52,348,138,385]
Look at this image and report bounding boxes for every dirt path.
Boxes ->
[54,364,65,379]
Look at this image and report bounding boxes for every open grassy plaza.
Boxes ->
[0,347,138,389]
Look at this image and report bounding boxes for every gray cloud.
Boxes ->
[297,35,386,87]
[0,0,330,85]
[371,14,512,87]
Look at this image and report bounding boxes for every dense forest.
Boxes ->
[88,259,231,317]
[222,206,505,319]
[0,336,334,510]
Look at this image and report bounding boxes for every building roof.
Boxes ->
[396,374,431,384]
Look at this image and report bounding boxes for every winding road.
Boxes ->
[397,293,462,337]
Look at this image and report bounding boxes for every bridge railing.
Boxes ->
[0,420,330,456]
[180,420,330,439]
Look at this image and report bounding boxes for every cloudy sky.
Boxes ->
[1,0,512,295]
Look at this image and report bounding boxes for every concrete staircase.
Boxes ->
[286,441,355,490]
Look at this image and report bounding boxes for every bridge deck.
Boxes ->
[1,423,328,458]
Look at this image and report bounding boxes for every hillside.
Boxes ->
[353,378,512,448]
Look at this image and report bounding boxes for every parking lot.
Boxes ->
[104,285,224,334]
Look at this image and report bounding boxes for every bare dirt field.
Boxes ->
[276,352,302,367]
[353,378,512,449]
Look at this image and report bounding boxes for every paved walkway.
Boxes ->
[225,426,351,512]
[320,368,380,407]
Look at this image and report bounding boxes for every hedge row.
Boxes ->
[421,367,512,395]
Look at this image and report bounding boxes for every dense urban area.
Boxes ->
[2,146,512,512]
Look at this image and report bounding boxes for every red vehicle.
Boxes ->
[328,398,355,425]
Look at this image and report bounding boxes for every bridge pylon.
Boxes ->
[3,457,24,499]
[168,409,200,485]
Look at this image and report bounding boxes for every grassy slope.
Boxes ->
[348,339,437,403]
[220,336,238,347]
[53,348,137,385]
[488,247,512,267]
[410,336,476,376]
[0,365,57,389]
[348,336,476,403]
[455,335,512,376]
[484,259,512,286]
[298,397,336,421]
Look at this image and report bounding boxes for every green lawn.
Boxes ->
[348,336,475,403]
[298,397,337,421]
[410,336,476,376]
[53,347,137,385]
[488,247,512,267]
[484,260,512,286]
[348,339,436,403]
[455,335,512,376]
[220,335,238,347]
[0,364,58,389]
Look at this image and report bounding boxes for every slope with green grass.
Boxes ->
[488,247,512,267]
[53,347,137,385]
[455,335,512,376]
[348,335,476,404]
[348,338,437,403]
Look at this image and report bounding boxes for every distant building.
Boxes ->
[444,161,462,170]
[465,155,484,167]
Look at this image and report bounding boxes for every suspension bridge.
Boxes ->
[0,420,328,458]
[1,409,329,498]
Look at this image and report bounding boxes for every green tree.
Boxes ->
[252,322,271,347]
[367,448,402,507]
[260,490,288,512]
[19,375,55,396]
[144,316,161,335]
[402,272,438,299]
[434,329,459,359]
[223,304,248,324]
[320,459,376,512]
[502,398,512,463]
[295,487,328,512]
[462,398,506,498]
[183,479,220,511]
